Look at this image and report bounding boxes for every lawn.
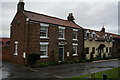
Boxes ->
[63,67,120,80]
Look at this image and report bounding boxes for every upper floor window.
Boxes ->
[73,29,78,40]
[92,32,96,38]
[87,33,89,37]
[40,23,49,38]
[109,35,113,40]
[86,30,90,37]
[59,27,65,39]
[40,27,48,38]
[105,34,108,39]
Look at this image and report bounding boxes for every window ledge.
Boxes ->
[14,53,18,56]
[40,37,49,39]
[40,56,49,58]
[58,38,65,40]
[73,39,78,41]
[72,54,78,56]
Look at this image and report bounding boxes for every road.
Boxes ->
[1,59,120,79]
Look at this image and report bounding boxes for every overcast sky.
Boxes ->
[0,0,119,37]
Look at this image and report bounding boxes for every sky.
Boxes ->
[0,0,119,37]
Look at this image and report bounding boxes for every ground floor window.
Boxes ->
[109,47,112,52]
[14,41,18,56]
[40,42,49,58]
[72,43,78,56]
[106,47,108,53]
[86,47,89,54]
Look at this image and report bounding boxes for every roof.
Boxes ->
[0,38,10,47]
[84,28,120,40]
[23,10,82,29]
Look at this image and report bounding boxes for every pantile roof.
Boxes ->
[23,10,82,29]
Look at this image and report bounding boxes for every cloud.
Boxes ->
[0,1,119,37]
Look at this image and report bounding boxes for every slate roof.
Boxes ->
[23,10,82,29]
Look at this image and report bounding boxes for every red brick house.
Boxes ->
[10,1,84,65]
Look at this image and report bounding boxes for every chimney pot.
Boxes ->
[67,13,75,22]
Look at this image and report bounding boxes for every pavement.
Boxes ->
[1,59,120,79]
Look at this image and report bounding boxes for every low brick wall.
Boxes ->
[2,46,11,61]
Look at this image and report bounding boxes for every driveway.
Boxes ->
[1,59,119,78]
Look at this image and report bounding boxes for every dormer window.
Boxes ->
[105,34,108,39]
[109,35,113,40]
[87,33,89,37]
[92,32,96,38]
[86,30,90,37]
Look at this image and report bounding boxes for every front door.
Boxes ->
[59,45,64,61]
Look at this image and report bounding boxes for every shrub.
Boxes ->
[39,63,49,67]
[81,51,86,60]
[27,53,40,65]
[67,60,73,64]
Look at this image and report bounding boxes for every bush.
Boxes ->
[27,53,40,65]
[67,60,73,64]
[47,61,54,66]
[81,51,86,60]
[39,63,49,67]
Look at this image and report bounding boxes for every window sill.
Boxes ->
[40,37,49,39]
[40,56,49,58]
[72,54,78,56]
[14,53,18,56]
[58,38,65,40]
[73,39,78,41]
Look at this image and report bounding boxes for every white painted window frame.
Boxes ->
[40,42,49,58]
[14,41,18,56]
[72,43,78,56]
[58,26,65,40]
[73,29,78,41]
[40,23,49,39]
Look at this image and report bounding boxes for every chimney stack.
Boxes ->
[100,26,105,33]
[67,13,75,22]
[17,0,25,12]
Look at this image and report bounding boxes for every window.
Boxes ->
[92,47,95,54]
[14,41,18,56]
[87,33,89,37]
[105,34,108,39]
[40,42,49,58]
[109,47,112,52]
[73,29,78,40]
[59,27,65,39]
[106,47,108,53]
[86,47,89,54]
[40,27,48,38]
[72,43,78,56]
[109,35,113,40]
[0,41,4,45]
[6,41,10,45]
[92,32,96,38]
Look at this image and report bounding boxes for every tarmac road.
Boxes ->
[1,59,119,78]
